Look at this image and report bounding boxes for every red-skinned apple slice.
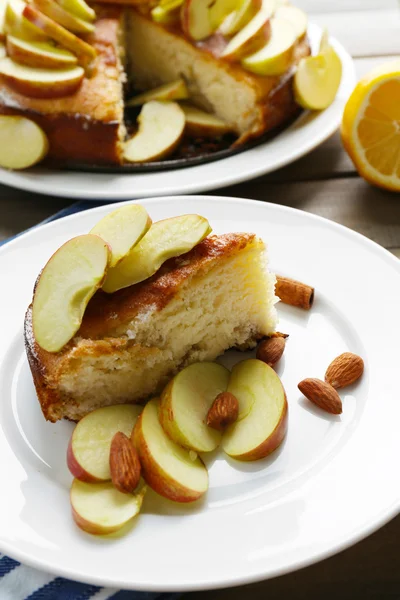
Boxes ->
[67,404,143,482]
[123,101,185,164]
[181,103,232,137]
[7,35,78,69]
[71,480,146,535]
[90,204,152,268]
[0,57,84,98]
[159,362,230,452]
[181,0,213,41]
[133,399,209,503]
[0,115,48,169]
[23,4,97,69]
[221,0,275,61]
[242,15,296,75]
[4,0,48,41]
[33,0,94,33]
[222,359,288,461]
[32,234,110,352]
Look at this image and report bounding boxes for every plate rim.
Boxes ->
[0,25,356,200]
[0,195,399,592]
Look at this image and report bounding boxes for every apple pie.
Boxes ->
[25,233,278,422]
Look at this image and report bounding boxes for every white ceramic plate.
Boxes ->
[0,25,355,200]
[0,196,399,592]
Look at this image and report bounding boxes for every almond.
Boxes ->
[325,352,364,389]
[109,431,141,494]
[206,391,239,430]
[256,337,285,367]
[298,378,342,414]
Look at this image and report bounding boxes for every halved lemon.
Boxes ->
[341,60,400,191]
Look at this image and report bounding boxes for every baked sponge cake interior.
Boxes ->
[25,233,278,422]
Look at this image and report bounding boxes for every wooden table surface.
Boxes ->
[0,0,398,597]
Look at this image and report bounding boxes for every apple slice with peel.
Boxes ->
[181,103,232,137]
[126,79,189,107]
[5,0,48,41]
[90,204,152,268]
[23,4,97,70]
[219,0,261,36]
[0,57,84,98]
[33,0,94,34]
[222,359,288,461]
[242,15,296,75]
[71,480,146,535]
[0,115,48,169]
[159,362,230,452]
[275,4,307,40]
[7,35,78,69]
[102,214,211,293]
[221,0,276,61]
[32,234,110,352]
[67,404,142,482]
[294,40,342,110]
[55,0,95,23]
[133,399,209,502]
[208,0,239,30]
[123,101,185,164]
[181,0,213,41]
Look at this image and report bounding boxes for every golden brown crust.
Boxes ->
[0,6,125,165]
[25,233,259,421]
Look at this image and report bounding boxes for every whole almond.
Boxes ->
[256,337,285,367]
[325,352,364,389]
[206,392,239,431]
[110,431,141,494]
[298,378,342,414]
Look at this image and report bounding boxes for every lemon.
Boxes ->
[341,60,400,191]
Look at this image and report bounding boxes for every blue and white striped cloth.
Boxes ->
[0,200,178,600]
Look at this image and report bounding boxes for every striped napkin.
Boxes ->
[0,200,179,600]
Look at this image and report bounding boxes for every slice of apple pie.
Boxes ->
[25,232,278,422]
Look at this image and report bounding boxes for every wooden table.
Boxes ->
[0,0,398,597]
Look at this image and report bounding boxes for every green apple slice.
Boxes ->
[90,204,152,268]
[222,359,288,461]
[209,0,239,30]
[219,0,260,36]
[70,480,146,535]
[32,234,110,352]
[102,214,212,293]
[159,362,230,452]
[294,43,342,110]
[67,404,143,482]
[133,399,209,502]
[275,4,307,40]
[0,115,49,169]
[241,15,296,75]
[126,79,189,107]
[4,0,48,41]
[6,35,78,69]
[33,0,94,34]
[181,103,232,137]
[55,0,95,23]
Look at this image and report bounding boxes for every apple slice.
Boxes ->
[181,0,213,41]
[67,404,142,482]
[242,15,296,75]
[4,0,48,41]
[7,35,78,68]
[181,103,232,137]
[102,214,211,293]
[71,480,146,535]
[133,399,209,502]
[159,362,230,452]
[0,115,48,169]
[209,0,239,30]
[23,4,97,69]
[123,100,185,164]
[151,4,180,24]
[32,234,110,352]
[275,4,307,40]
[0,57,84,98]
[219,0,260,36]
[90,204,151,268]
[33,0,94,33]
[126,79,189,107]
[294,41,342,110]
[55,0,95,22]
[222,359,288,461]
[221,0,275,61]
